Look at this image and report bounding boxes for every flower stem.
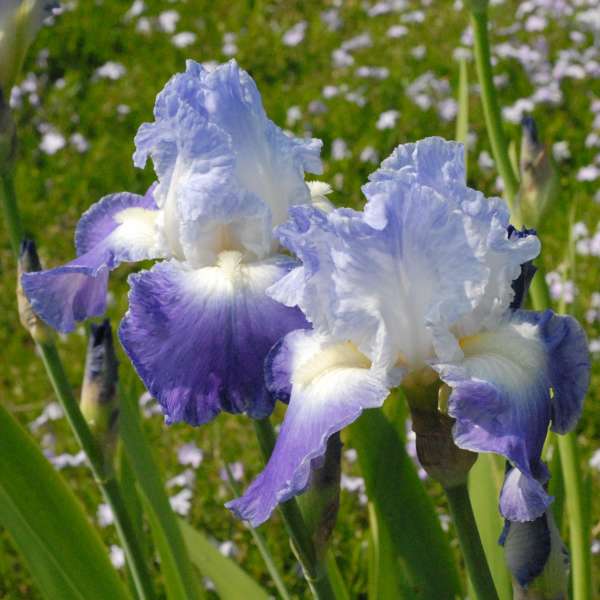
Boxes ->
[224,462,291,600]
[470,8,520,219]
[38,341,157,600]
[557,433,591,600]
[445,483,500,600]
[1,173,23,255]
[252,418,337,600]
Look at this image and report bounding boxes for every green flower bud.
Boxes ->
[519,116,559,227]
[81,320,119,468]
[0,1,57,95]
[405,380,477,489]
[17,238,52,343]
[502,510,569,600]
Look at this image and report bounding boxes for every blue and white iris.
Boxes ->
[22,60,589,529]
[228,138,590,526]
[22,60,322,425]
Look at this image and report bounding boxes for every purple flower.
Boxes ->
[22,60,323,426]
[228,138,590,526]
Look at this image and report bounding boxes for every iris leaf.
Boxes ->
[348,407,461,599]
[0,404,130,600]
[118,382,203,600]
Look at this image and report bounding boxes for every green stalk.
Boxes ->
[470,7,520,220]
[469,4,591,597]
[557,433,590,600]
[445,484,499,600]
[224,462,291,600]
[38,342,156,600]
[1,174,23,255]
[252,418,337,600]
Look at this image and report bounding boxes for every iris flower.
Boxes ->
[228,138,589,526]
[22,60,323,425]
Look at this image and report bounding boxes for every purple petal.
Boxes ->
[227,330,389,526]
[118,254,307,426]
[22,191,163,333]
[499,466,552,522]
[526,309,590,433]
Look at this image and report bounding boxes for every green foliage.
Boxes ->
[0,403,130,600]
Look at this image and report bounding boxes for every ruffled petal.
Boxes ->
[364,138,541,338]
[22,191,164,332]
[273,179,490,371]
[227,329,389,526]
[133,60,322,266]
[118,253,307,426]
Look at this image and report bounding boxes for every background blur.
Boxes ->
[0,0,599,597]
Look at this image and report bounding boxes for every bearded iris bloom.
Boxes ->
[22,60,323,425]
[228,138,590,526]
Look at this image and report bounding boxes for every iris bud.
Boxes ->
[17,238,51,343]
[81,320,119,468]
[0,1,57,95]
[405,380,477,489]
[501,509,569,600]
[519,116,558,227]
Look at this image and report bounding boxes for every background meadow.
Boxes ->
[1,0,599,597]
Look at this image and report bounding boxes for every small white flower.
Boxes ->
[376,110,400,131]
[170,488,193,516]
[172,32,196,49]
[282,21,307,47]
[39,130,66,155]
[177,443,203,468]
[97,503,114,527]
[95,62,126,80]
[109,545,125,569]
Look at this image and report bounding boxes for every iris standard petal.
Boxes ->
[133,60,322,266]
[118,253,307,426]
[22,191,163,332]
[227,329,389,526]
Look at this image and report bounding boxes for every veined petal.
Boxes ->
[22,191,164,333]
[436,309,589,520]
[133,60,322,266]
[118,253,307,426]
[228,329,389,526]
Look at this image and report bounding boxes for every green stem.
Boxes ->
[1,174,23,255]
[445,484,499,600]
[38,342,156,600]
[252,418,337,600]
[557,434,591,600]
[470,8,520,219]
[224,463,291,600]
